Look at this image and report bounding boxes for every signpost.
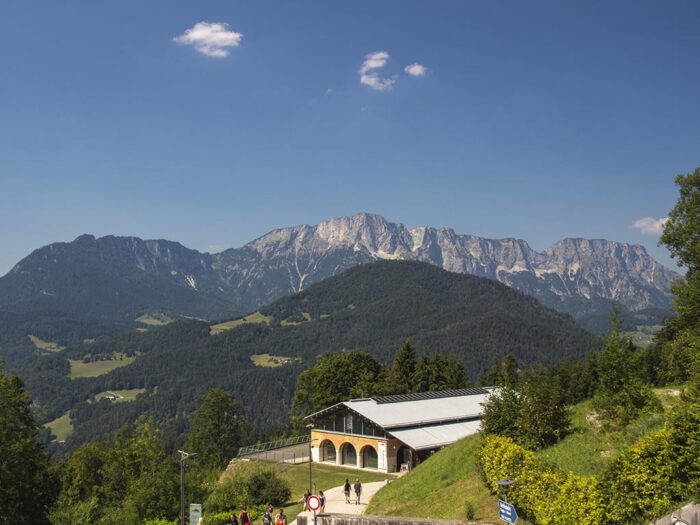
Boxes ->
[498,499,518,524]
[307,494,321,525]
[189,503,202,525]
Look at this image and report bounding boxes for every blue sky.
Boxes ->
[1,1,698,275]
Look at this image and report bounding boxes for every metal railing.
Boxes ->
[236,435,311,457]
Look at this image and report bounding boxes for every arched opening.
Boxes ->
[320,440,337,463]
[360,445,378,469]
[340,443,357,466]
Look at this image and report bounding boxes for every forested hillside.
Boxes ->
[21,260,598,451]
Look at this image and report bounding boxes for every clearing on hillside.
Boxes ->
[68,353,136,378]
[210,311,272,335]
[250,353,300,368]
[92,388,146,403]
[46,412,73,442]
[28,335,64,352]
[136,313,176,326]
[281,311,313,326]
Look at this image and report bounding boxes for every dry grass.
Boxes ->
[210,312,273,335]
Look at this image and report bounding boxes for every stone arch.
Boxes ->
[359,444,378,469]
[319,439,337,463]
[339,442,357,466]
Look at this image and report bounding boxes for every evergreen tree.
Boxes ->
[187,388,247,469]
[0,363,56,525]
[412,353,467,392]
[593,309,660,427]
[385,340,418,394]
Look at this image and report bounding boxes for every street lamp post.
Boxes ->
[178,450,197,525]
[496,478,515,503]
[306,424,315,494]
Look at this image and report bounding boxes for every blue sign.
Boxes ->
[498,499,518,524]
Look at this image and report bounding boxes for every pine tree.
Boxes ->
[385,340,418,394]
[0,363,57,525]
[593,309,660,427]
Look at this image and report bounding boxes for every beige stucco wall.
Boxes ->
[311,430,406,473]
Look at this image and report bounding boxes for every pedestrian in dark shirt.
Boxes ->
[353,479,362,505]
[344,478,351,504]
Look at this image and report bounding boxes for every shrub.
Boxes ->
[479,435,607,525]
[247,470,291,507]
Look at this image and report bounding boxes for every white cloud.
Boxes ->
[359,51,396,91]
[404,63,427,76]
[632,216,668,235]
[173,22,243,58]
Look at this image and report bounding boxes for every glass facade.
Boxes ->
[315,408,385,438]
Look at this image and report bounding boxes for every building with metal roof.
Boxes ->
[305,388,492,473]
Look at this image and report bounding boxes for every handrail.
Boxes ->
[236,435,311,457]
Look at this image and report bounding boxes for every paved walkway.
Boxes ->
[292,480,389,524]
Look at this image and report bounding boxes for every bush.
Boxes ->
[603,399,700,524]
[142,519,177,525]
[479,435,607,525]
[205,466,290,512]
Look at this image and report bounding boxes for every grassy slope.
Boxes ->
[210,312,273,335]
[537,387,683,476]
[367,435,501,522]
[369,387,685,521]
[28,334,64,352]
[93,388,146,402]
[46,412,73,441]
[68,354,136,378]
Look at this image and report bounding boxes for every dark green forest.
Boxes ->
[21,260,598,451]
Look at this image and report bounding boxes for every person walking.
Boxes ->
[353,479,362,505]
[275,509,287,525]
[239,508,251,525]
[344,478,351,504]
[228,513,239,525]
[263,504,273,525]
[319,490,326,513]
[302,489,310,511]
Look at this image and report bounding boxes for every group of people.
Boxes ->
[223,478,364,525]
[344,479,362,506]
[301,477,363,513]
[227,505,287,525]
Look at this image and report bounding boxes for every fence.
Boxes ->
[237,435,311,458]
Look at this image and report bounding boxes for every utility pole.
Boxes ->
[178,450,197,525]
[306,424,315,494]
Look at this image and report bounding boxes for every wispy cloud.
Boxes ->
[632,216,668,235]
[404,63,427,77]
[359,51,396,91]
[173,22,243,58]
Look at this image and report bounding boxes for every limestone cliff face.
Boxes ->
[221,213,676,313]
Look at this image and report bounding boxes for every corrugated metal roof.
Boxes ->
[388,419,482,450]
[372,388,489,404]
[339,389,491,429]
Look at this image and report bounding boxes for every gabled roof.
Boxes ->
[306,388,492,430]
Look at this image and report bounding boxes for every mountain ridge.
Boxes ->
[0,213,678,328]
